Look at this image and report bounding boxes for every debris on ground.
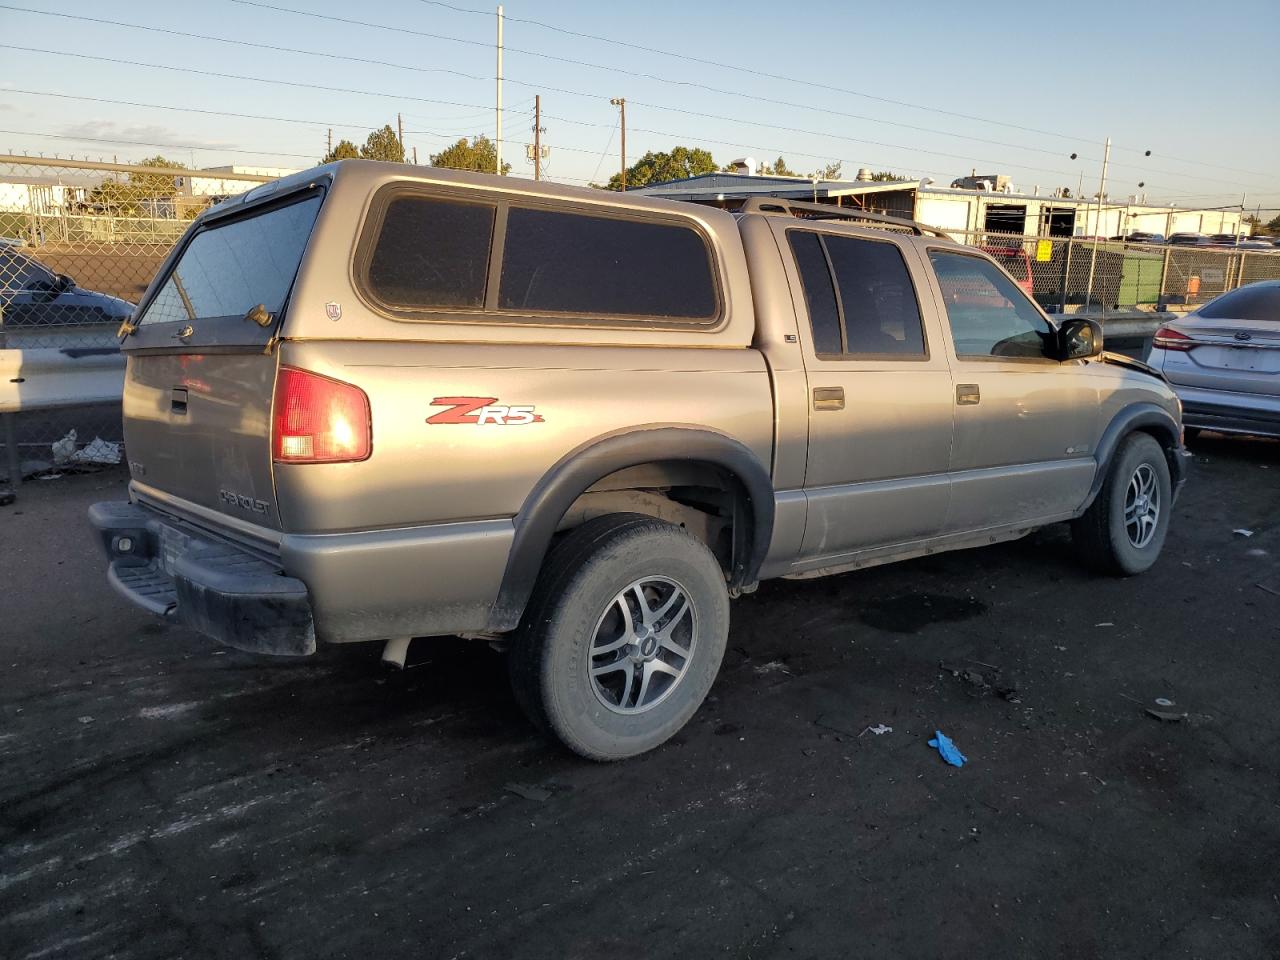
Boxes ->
[71,437,122,465]
[859,724,893,737]
[1095,622,1115,628]
[0,488,13,507]
[1232,528,1254,537]
[504,782,552,802]
[939,660,1019,702]
[1257,582,1280,598]
[754,660,793,676]
[927,730,967,767]
[51,429,78,465]
[1145,697,1187,722]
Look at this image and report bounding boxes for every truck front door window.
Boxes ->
[929,251,1052,360]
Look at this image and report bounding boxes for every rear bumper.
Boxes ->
[1172,383,1280,439]
[88,501,316,656]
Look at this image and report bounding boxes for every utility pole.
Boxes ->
[1084,137,1111,309]
[413,146,418,165]
[1234,193,1246,242]
[327,128,332,157]
[495,5,504,175]
[533,95,542,181]
[397,112,404,158]
[610,97,626,190]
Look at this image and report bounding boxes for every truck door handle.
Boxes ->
[956,384,981,405]
[171,387,188,415]
[813,386,845,411]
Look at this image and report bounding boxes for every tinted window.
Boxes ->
[930,251,1053,359]
[499,207,716,321]
[788,231,842,355]
[365,195,495,310]
[824,235,925,356]
[139,195,322,327]
[1199,284,1280,323]
[0,250,54,291]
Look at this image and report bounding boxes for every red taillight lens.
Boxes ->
[273,366,371,463]
[1153,325,1193,352]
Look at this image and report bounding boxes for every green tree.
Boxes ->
[810,161,842,180]
[322,139,360,163]
[429,135,510,174]
[604,146,717,190]
[1265,214,1280,236]
[88,155,187,217]
[759,156,798,177]
[870,170,906,182]
[361,125,405,163]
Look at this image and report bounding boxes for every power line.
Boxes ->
[0,128,315,160]
[222,0,1272,192]
[410,0,1277,182]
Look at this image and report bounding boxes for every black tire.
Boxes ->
[508,513,730,761]
[1072,433,1172,576]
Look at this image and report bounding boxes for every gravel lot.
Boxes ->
[2,434,1278,960]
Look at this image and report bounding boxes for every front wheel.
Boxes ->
[509,514,730,761]
[1072,433,1172,576]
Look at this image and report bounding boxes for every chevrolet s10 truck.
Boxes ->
[91,160,1188,759]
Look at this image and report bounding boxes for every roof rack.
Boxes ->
[737,197,951,240]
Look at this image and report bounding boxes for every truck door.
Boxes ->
[776,222,955,564]
[923,248,1098,532]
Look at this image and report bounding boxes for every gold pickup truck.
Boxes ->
[91,160,1188,759]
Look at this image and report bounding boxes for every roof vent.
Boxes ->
[727,157,757,176]
[855,167,874,182]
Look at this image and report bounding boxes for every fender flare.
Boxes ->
[1080,402,1185,511]
[486,427,775,633]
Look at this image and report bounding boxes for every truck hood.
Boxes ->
[1097,351,1165,381]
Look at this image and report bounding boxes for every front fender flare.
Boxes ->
[486,427,774,633]
[1080,402,1186,512]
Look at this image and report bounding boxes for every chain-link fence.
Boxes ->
[1,156,275,485]
[940,229,1280,315]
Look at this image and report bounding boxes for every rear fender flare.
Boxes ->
[487,427,774,633]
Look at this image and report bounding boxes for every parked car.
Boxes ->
[979,244,1035,296]
[1167,233,1210,247]
[89,161,1189,760]
[1236,239,1275,251]
[1147,280,1280,439]
[0,247,135,330]
[1111,232,1165,244]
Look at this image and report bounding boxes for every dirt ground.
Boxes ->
[2,434,1278,960]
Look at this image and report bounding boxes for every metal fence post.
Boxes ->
[0,304,18,489]
[1160,245,1172,301]
[1059,239,1074,313]
[1237,252,1247,289]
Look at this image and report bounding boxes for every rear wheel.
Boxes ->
[1072,433,1172,576]
[509,514,729,760]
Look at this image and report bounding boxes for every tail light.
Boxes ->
[273,366,371,463]
[1153,325,1193,352]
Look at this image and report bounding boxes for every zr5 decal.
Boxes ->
[426,396,545,425]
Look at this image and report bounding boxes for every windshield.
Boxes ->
[136,194,322,327]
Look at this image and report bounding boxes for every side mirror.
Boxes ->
[54,273,75,292]
[1056,318,1103,360]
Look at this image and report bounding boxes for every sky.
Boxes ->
[1,0,1277,212]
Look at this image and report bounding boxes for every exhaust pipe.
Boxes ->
[381,636,412,669]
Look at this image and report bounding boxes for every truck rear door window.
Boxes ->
[789,231,925,358]
[137,193,322,334]
[365,196,495,310]
[824,235,926,357]
[498,207,717,322]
